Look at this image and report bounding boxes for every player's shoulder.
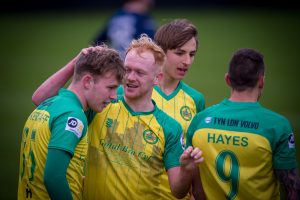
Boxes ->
[181,81,203,95]
[154,107,183,141]
[153,106,182,130]
[181,81,204,100]
[193,101,223,120]
[257,105,291,126]
[39,89,83,116]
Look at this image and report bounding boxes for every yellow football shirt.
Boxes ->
[152,81,205,200]
[83,98,184,199]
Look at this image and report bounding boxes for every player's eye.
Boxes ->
[190,52,196,57]
[176,52,184,56]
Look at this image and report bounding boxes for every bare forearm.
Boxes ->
[32,57,76,105]
[168,146,204,199]
[276,168,300,200]
[168,167,193,199]
[192,168,206,200]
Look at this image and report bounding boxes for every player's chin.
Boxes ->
[94,107,103,113]
[94,103,108,113]
[101,102,110,109]
[178,74,186,80]
[124,90,138,99]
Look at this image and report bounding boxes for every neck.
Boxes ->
[159,76,180,95]
[124,1,149,13]
[68,84,87,111]
[124,95,154,112]
[229,88,261,102]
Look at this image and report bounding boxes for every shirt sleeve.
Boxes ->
[163,122,184,170]
[196,95,205,113]
[49,111,87,156]
[44,149,73,200]
[186,113,201,148]
[273,120,297,169]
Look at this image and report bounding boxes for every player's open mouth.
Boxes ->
[126,83,138,88]
[177,68,188,72]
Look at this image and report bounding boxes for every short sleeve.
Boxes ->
[196,96,205,113]
[163,123,184,170]
[48,111,88,156]
[186,114,199,148]
[273,121,297,169]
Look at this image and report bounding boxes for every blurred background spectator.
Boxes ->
[92,0,157,58]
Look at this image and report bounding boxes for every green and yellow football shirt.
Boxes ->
[152,81,205,138]
[186,99,297,200]
[117,82,205,199]
[152,81,205,200]
[18,89,88,200]
[83,97,184,200]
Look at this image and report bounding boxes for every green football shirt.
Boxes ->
[83,97,184,199]
[186,99,297,200]
[18,89,88,200]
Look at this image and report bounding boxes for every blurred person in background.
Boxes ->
[93,0,157,58]
[186,48,300,200]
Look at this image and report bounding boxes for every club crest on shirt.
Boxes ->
[288,133,295,148]
[143,129,158,144]
[180,106,192,121]
[65,117,84,138]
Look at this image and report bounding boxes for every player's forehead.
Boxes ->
[94,71,120,84]
[172,37,197,53]
[124,49,156,71]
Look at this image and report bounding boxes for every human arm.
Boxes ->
[167,146,204,199]
[31,55,76,106]
[276,168,300,200]
[44,149,73,200]
[32,47,95,106]
[191,167,206,200]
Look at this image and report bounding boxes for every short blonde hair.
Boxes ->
[125,34,166,69]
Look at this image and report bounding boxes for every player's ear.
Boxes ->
[82,74,94,89]
[154,72,163,85]
[258,75,265,89]
[225,73,231,86]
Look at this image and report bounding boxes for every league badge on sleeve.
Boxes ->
[180,133,186,150]
[205,117,212,124]
[288,133,295,149]
[65,117,84,138]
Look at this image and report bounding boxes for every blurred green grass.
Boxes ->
[0,8,299,199]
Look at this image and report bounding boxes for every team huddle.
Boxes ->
[18,19,299,200]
